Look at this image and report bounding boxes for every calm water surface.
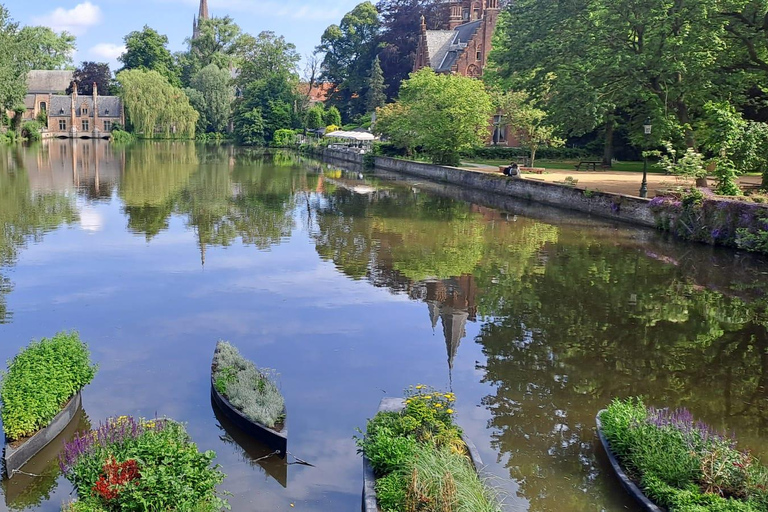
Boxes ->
[0,140,767,512]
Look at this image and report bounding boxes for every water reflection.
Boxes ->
[1,141,768,511]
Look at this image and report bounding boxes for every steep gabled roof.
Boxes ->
[26,70,74,94]
[424,19,483,73]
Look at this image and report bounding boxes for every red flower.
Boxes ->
[92,457,141,501]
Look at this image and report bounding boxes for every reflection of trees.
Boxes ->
[475,241,768,510]
[0,160,79,323]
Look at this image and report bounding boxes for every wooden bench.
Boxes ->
[575,161,611,171]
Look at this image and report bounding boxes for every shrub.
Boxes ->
[271,129,296,148]
[357,386,501,512]
[212,341,285,430]
[1,331,97,440]
[60,416,227,511]
[21,121,42,142]
[600,398,768,511]
[110,129,134,145]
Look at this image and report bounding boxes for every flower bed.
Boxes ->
[356,386,500,512]
[599,398,768,511]
[59,416,228,511]
[212,341,284,431]
[1,331,97,441]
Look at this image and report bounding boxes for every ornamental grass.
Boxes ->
[0,331,97,441]
[600,397,768,511]
[357,385,502,512]
[212,341,284,430]
[60,416,228,512]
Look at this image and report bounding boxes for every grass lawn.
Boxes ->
[464,158,667,174]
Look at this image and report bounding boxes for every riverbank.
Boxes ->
[321,148,768,254]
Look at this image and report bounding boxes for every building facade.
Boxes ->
[47,83,125,139]
[414,0,500,78]
[20,70,74,122]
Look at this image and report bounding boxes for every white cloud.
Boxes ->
[89,43,125,61]
[33,2,103,36]
[158,0,345,21]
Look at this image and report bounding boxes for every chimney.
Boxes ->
[70,81,77,136]
[449,1,463,30]
[93,82,98,136]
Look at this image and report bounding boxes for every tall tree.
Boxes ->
[17,26,75,70]
[376,0,447,98]
[117,69,198,138]
[375,68,493,164]
[316,2,380,121]
[185,63,234,133]
[366,55,386,113]
[67,62,112,95]
[180,16,245,86]
[118,26,180,87]
[0,5,27,111]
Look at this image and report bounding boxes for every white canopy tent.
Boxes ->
[324,130,376,141]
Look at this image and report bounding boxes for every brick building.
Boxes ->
[47,83,124,139]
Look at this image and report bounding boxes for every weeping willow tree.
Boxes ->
[116,69,199,139]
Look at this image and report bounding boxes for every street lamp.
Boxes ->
[639,117,652,198]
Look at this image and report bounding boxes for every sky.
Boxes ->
[4,0,363,72]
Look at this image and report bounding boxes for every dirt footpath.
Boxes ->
[464,165,762,198]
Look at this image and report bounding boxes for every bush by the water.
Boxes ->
[356,385,501,512]
[109,129,134,144]
[0,331,97,440]
[600,397,768,510]
[59,416,227,511]
[212,341,285,430]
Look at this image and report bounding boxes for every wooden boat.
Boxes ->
[4,391,83,479]
[362,397,484,512]
[210,346,287,457]
[210,395,287,487]
[595,410,663,512]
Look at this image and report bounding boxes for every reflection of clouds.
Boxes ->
[78,206,104,232]
[51,286,120,304]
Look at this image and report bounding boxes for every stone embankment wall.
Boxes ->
[322,148,656,227]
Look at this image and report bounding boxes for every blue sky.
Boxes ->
[4,0,363,72]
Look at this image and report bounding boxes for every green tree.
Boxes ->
[317,2,380,120]
[117,69,198,138]
[180,16,245,85]
[495,90,564,168]
[366,55,386,113]
[17,26,75,70]
[0,6,27,112]
[375,68,493,165]
[324,106,342,127]
[118,26,180,87]
[186,64,233,133]
[305,105,325,130]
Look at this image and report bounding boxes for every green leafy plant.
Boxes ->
[60,416,228,511]
[1,331,97,440]
[212,341,284,429]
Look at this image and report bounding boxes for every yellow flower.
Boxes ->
[434,403,443,408]
[425,395,432,400]
[447,409,454,414]
[415,385,424,390]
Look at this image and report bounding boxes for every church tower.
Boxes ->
[192,0,209,40]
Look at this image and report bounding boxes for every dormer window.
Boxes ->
[82,107,88,115]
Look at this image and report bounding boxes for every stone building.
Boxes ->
[192,0,209,40]
[47,83,124,139]
[414,0,500,78]
[21,70,74,121]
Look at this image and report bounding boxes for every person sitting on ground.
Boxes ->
[504,162,520,177]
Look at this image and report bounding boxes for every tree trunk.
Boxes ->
[677,99,695,148]
[530,147,537,169]
[602,116,614,167]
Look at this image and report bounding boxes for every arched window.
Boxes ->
[39,101,47,112]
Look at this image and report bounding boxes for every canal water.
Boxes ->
[0,140,767,512]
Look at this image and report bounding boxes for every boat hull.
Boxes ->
[210,379,287,458]
[362,397,484,512]
[4,391,82,478]
[596,410,663,512]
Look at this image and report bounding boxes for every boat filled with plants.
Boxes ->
[211,340,287,456]
[1,331,97,477]
[357,385,501,512]
[59,415,228,511]
[598,397,768,511]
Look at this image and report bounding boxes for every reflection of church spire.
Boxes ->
[196,228,206,268]
[441,307,468,370]
[428,301,440,331]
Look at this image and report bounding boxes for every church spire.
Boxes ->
[198,0,209,22]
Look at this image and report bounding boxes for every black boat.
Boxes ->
[596,410,663,512]
[210,346,287,457]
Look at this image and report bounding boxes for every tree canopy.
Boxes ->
[67,62,112,96]
[185,64,233,134]
[376,68,493,164]
[118,26,180,87]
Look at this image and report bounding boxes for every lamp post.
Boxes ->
[639,117,652,198]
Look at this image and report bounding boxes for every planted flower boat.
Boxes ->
[211,340,287,457]
[358,386,500,512]
[1,332,97,478]
[598,398,768,511]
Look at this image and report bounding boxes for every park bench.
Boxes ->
[575,161,611,171]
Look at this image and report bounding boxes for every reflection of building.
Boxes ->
[412,276,478,370]
[414,0,500,78]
